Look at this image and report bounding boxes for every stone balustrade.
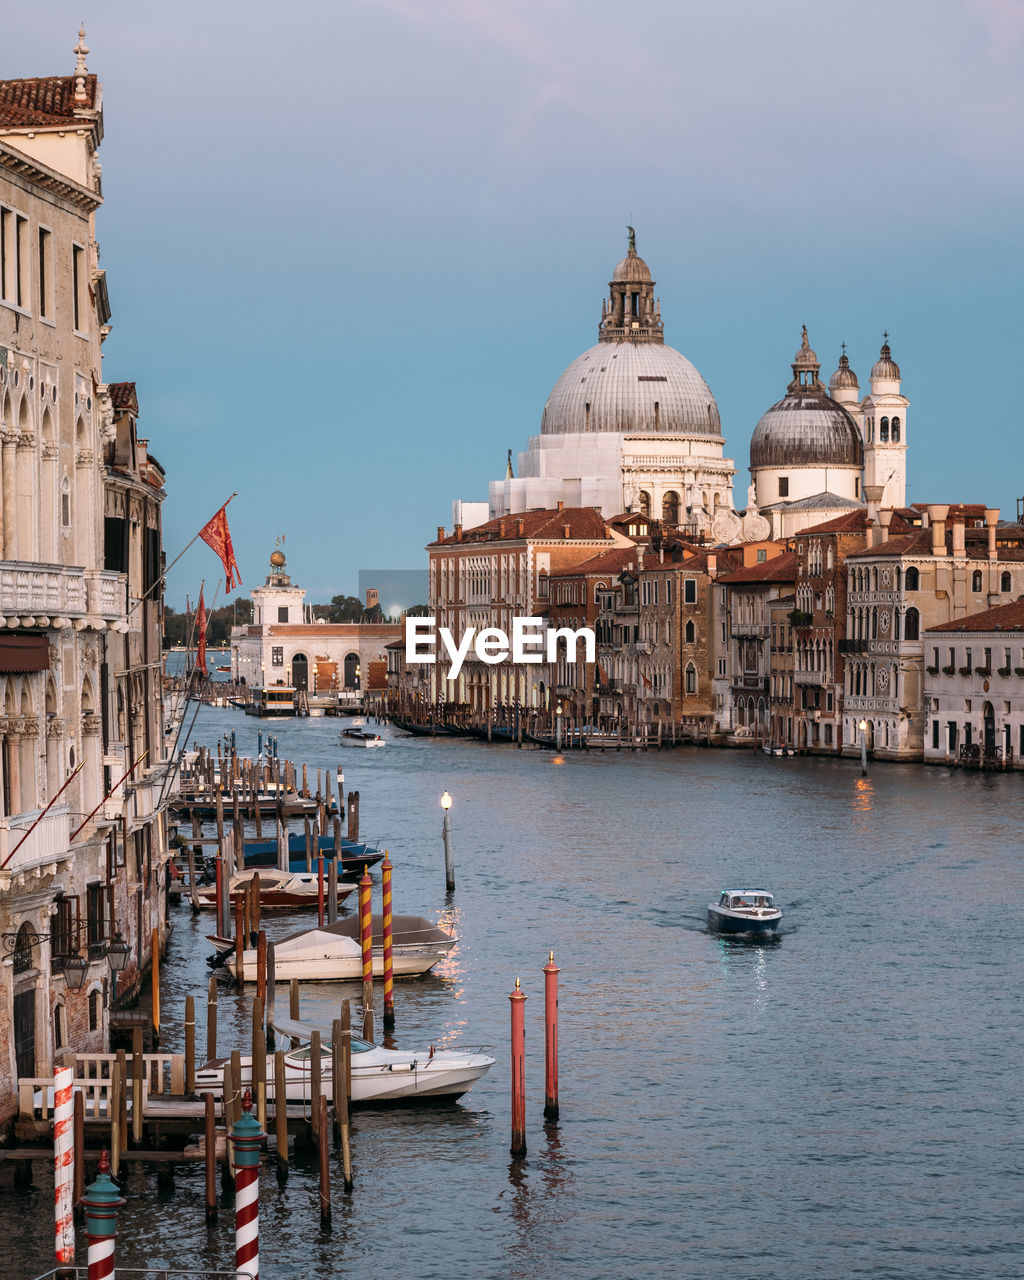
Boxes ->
[0,804,73,882]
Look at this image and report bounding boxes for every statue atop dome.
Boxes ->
[627,225,636,254]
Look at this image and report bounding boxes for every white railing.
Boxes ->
[0,562,87,618]
[0,804,72,878]
[85,568,125,619]
[732,621,769,637]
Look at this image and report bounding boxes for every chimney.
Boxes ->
[437,526,445,542]
[985,508,999,561]
[455,523,463,542]
[866,519,877,549]
[517,518,525,537]
[927,505,948,557]
[878,509,892,544]
[708,552,717,578]
[951,517,966,558]
[563,524,571,539]
[557,500,564,512]
[864,484,883,527]
[659,547,664,564]
[499,519,506,538]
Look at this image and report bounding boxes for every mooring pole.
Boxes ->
[509,977,527,1157]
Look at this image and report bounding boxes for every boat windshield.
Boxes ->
[289,1038,375,1060]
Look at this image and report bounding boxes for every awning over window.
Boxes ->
[0,634,50,672]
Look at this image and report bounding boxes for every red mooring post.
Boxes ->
[381,850,395,1029]
[543,951,560,1121]
[509,977,527,1157]
[231,1089,264,1280]
[81,1149,125,1280]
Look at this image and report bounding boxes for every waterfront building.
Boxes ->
[231,548,401,698]
[751,330,909,538]
[923,599,1024,767]
[0,36,169,1119]
[425,505,628,711]
[717,551,797,738]
[842,505,1024,759]
[470,234,742,534]
[767,596,797,748]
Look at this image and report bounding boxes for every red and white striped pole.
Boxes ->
[230,1088,264,1280]
[359,867,373,1040]
[509,977,527,1157]
[81,1149,124,1280]
[54,1064,75,1267]
[381,851,394,1029]
[543,952,560,1121]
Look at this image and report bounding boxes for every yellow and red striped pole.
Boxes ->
[543,952,560,1121]
[359,867,373,1039]
[81,1149,124,1280]
[381,851,394,1029]
[230,1088,264,1280]
[54,1064,75,1267]
[509,977,527,1157]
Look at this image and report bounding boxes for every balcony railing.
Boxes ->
[838,638,867,654]
[731,621,769,637]
[793,670,826,686]
[86,569,126,620]
[0,562,87,619]
[0,805,72,881]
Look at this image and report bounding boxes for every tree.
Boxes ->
[404,603,431,617]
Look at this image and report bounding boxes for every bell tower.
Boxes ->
[599,227,664,344]
[861,334,908,510]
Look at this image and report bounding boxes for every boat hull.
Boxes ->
[228,939,454,982]
[707,906,782,936]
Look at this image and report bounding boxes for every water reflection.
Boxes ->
[852,775,875,813]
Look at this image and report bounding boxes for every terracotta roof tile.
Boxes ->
[549,547,637,578]
[0,75,97,126]
[108,382,137,412]
[795,509,913,537]
[927,599,1024,633]
[717,552,798,584]
[429,507,612,547]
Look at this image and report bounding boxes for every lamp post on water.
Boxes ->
[859,719,869,777]
[555,703,563,752]
[441,790,454,891]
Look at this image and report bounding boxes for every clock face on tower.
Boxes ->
[877,666,890,691]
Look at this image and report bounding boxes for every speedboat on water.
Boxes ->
[222,914,457,982]
[195,869,357,910]
[340,727,385,748]
[707,889,782,937]
[196,1017,493,1104]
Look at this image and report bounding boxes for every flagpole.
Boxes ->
[125,492,238,620]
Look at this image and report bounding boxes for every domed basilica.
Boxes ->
[458,233,908,541]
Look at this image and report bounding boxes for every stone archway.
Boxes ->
[983,701,995,754]
[344,652,361,689]
[291,653,309,692]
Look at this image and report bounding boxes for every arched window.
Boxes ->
[904,607,920,641]
[12,921,34,974]
[891,417,901,442]
[1001,571,1011,592]
[905,566,919,591]
[89,989,101,1032]
[685,664,697,694]
[61,475,71,529]
[972,570,983,592]
[537,572,548,600]
[684,620,695,644]
[880,416,890,442]
[662,491,680,524]
[638,491,651,517]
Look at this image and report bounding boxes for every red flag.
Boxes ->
[199,503,241,592]
[195,588,207,678]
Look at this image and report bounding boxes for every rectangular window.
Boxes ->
[38,227,53,319]
[855,478,860,498]
[104,516,129,573]
[277,606,289,623]
[684,579,696,604]
[666,579,673,605]
[653,581,659,606]
[15,214,27,308]
[778,477,789,498]
[756,548,767,562]
[932,720,940,749]
[72,243,86,331]
[271,646,284,666]
[144,527,161,594]
[932,648,939,669]
[86,882,108,950]
[0,206,9,299]
[718,658,726,676]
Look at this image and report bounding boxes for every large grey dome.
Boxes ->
[750,392,863,468]
[540,341,722,437]
[751,326,863,468]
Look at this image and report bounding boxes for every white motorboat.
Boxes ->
[195,869,356,911]
[707,889,782,937]
[340,727,385,748]
[223,914,457,982]
[196,1017,493,1104]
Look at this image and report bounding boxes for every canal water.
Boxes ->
[4,709,1022,1279]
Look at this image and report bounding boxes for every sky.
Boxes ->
[6,2,1024,606]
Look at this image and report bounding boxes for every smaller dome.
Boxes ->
[829,350,859,391]
[793,324,818,371]
[269,549,286,568]
[612,249,652,282]
[871,336,901,381]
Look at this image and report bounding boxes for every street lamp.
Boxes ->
[440,791,454,892]
[859,719,868,777]
[555,703,564,752]
[3,922,131,988]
